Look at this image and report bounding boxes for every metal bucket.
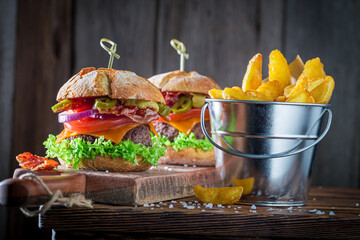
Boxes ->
[201,99,332,206]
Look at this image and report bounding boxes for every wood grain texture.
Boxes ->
[156,0,265,88]
[41,186,360,239]
[9,1,72,239]
[285,0,360,188]
[0,1,17,239]
[11,0,72,164]
[10,166,223,205]
[73,0,157,78]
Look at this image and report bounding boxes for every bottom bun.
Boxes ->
[158,147,215,166]
[59,155,152,172]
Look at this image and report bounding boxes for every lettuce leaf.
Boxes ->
[152,132,213,152]
[43,134,166,170]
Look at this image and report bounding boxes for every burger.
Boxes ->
[44,67,170,171]
[148,70,220,166]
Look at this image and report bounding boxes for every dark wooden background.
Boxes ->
[0,0,359,239]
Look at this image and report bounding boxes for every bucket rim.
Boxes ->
[205,98,330,108]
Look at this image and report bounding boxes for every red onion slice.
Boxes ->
[58,109,99,123]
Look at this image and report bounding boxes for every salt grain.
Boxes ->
[150,204,154,207]
[251,204,257,209]
[187,206,195,209]
[156,205,160,207]
[193,165,197,167]
[287,207,293,211]
[202,209,205,212]
[143,204,149,207]
[250,210,257,213]
[194,201,198,203]
[356,203,359,207]
[217,204,222,207]
[329,211,335,216]
[184,164,188,167]
[315,210,325,215]
[205,203,213,208]
[331,207,335,209]
[169,204,173,209]
[235,211,239,213]
[164,166,168,169]
[171,200,177,203]
[309,209,317,213]
[151,208,154,210]
[267,208,274,211]
[228,206,231,208]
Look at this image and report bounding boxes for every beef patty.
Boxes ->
[64,124,152,147]
[153,120,211,141]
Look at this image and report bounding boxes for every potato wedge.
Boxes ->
[232,177,255,196]
[289,76,308,96]
[284,84,295,98]
[286,89,311,103]
[222,87,246,100]
[308,95,315,103]
[275,96,286,102]
[310,76,335,104]
[308,76,326,92]
[268,49,291,92]
[257,80,281,99]
[242,53,262,92]
[298,57,325,82]
[194,185,243,205]
[245,90,273,101]
[209,89,224,99]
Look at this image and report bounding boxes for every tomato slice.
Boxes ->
[156,108,209,122]
[64,117,136,133]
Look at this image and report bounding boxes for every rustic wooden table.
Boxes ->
[42,186,360,239]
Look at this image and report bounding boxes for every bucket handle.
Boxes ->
[201,102,332,159]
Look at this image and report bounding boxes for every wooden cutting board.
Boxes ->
[1,165,223,206]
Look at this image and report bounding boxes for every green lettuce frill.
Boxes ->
[43,134,166,170]
[152,132,213,152]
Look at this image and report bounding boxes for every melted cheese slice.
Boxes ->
[158,116,210,135]
[56,123,158,144]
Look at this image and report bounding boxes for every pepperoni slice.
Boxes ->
[16,152,58,170]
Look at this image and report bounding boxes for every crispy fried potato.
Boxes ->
[298,57,325,82]
[308,95,315,103]
[284,84,295,98]
[222,87,249,100]
[242,53,262,92]
[257,80,281,99]
[209,89,224,99]
[245,90,274,101]
[310,76,335,104]
[289,76,308,96]
[308,76,326,92]
[286,89,311,103]
[275,96,286,102]
[269,50,291,92]
[231,177,255,196]
[194,185,243,205]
